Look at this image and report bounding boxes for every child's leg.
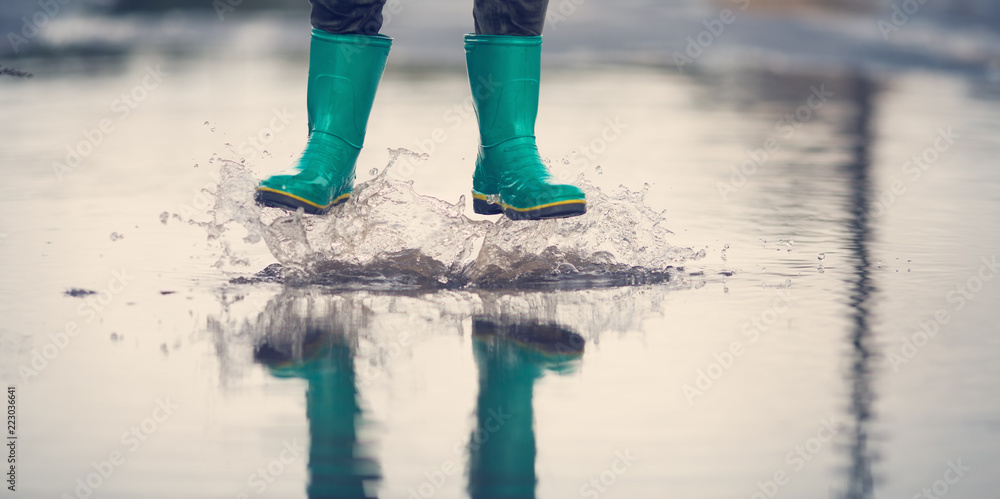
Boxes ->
[310,0,389,35]
[254,1,392,214]
[466,0,587,220]
[473,0,550,36]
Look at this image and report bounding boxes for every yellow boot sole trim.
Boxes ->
[471,191,585,212]
[255,186,351,209]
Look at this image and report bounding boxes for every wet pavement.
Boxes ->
[2,5,1000,498]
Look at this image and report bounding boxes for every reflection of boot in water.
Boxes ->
[467,319,584,499]
[254,330,380,499]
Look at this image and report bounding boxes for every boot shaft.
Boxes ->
[465,34,542,148]
[308,29,392,147]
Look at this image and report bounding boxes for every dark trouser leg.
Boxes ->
[310,0,389,35]
[311,0,549,37]
[474,0,550,36]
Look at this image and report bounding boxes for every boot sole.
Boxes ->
[254,187,350,215]
[472,193,586,220]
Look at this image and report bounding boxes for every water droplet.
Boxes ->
[159,212,169,224]
[818,252,826,261]
[109,232,123,242]
[595,165,603,175]
[818,265,825,273]
[877,259,882,269]
[370,168,379,176]
[203,121,209,126]
[907,259,912,264]
[555,262,578,274]
[724,244,730,249]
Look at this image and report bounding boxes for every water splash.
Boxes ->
[183,149,698,289]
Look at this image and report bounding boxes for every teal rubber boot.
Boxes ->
[255,30,391,214]
[466,35,586,221]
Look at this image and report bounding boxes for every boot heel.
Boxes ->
[472,195,503,215]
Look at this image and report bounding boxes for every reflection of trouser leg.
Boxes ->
[310,0,389,35]
[474,0,550,36]
[306,345,380,499]
[467,338,538,499]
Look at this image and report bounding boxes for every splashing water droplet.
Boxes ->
[818,252,826,261]
[159,212,169,224]
[595,165,603,175]
[818,265,825,273]
[370,168,379,176]
[109,232,123,242]
[190,150,696,287]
